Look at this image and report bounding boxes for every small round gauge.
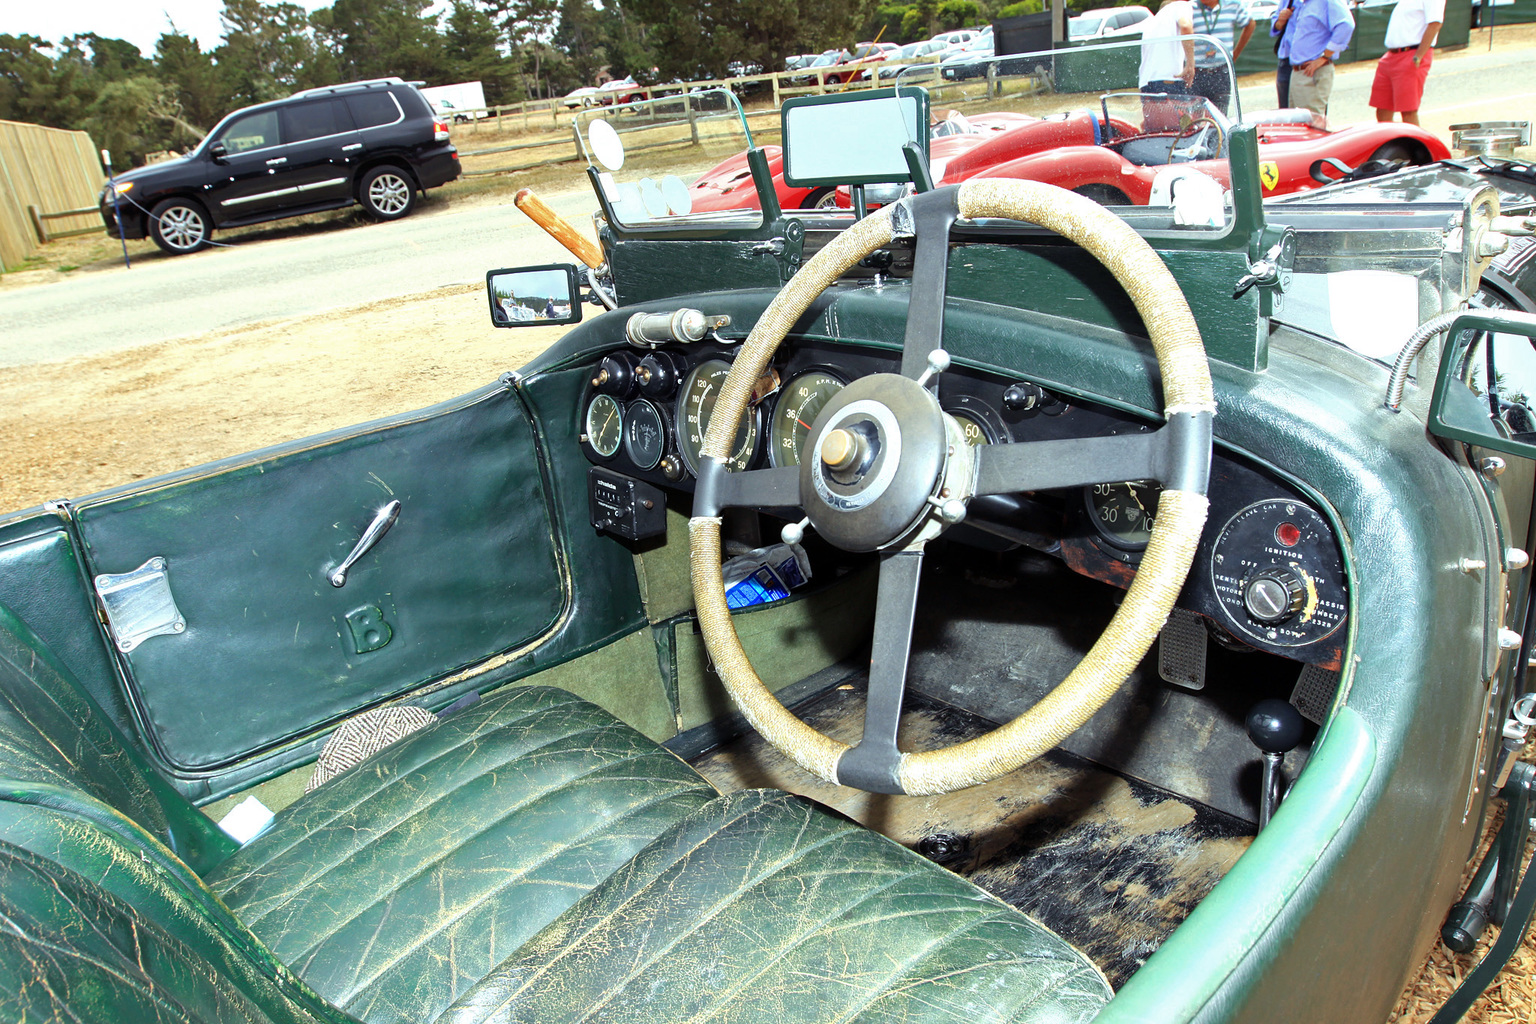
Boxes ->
[624,399,666,470]
[584,393,623,458]
[678,359,759,475]
[944,395,1010,447]
[770,370,846,467]
[1085,480,1163,551]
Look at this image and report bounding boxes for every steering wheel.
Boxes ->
[1170,116,1222,161]
[689,179,1215,796]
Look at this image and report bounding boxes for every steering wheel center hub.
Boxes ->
[801,373,947,552]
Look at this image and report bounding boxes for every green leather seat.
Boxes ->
[0,604,1113,1023]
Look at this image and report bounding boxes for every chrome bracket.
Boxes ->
[95,558,186,653]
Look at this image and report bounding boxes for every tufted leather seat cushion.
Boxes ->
[207,686,720,1022]
[449,787,1113,1023]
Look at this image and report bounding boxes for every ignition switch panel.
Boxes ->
[589,467,667,540]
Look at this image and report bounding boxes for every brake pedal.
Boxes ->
[1158,607,1207,691]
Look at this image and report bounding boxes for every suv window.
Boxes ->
[345,92,404,130]
[217,110,281,153]
[282,98,354,143]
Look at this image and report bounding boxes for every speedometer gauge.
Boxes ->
[770,370,845,467]
[677,359,759,475]
[1086,480,1162,551]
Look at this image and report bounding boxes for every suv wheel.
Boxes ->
[361,166,416,220]
[149,198,211,255]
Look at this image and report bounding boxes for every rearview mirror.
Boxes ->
[209,141,228,162]
[1429,309,1536,460]
[780,87,929,188]
[486,264,584,328]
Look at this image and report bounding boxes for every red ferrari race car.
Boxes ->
[686,112,1036,213]
[833,94,1450,208]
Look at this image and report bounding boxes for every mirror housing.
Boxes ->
[1430,309,1536,460]
[208,141,228,163]
[486,264,584,328]
[780,87,929,189]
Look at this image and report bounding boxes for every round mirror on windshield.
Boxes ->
[639,178,668,219]
[588,119,625,171]
[661,175,692,216]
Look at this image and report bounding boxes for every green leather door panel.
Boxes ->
[72,384,564,772]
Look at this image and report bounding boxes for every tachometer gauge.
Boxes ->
[1085,480,1162,551]
[677,359,759,475]
[769,370,845,467]
[623,399,666,470]
[584,393,623,458]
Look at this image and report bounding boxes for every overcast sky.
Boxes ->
[7,1,443,58]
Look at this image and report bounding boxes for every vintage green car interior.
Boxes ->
[3,77,1536,1023]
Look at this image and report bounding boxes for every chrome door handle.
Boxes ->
[329,501,401,587]
[266,157,288,165]
[342,143,363,152]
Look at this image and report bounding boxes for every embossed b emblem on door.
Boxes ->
[345,605,393,654]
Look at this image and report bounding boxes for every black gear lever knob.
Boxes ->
[1247,698,1305,755]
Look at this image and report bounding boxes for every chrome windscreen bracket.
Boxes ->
[94,557,186,653]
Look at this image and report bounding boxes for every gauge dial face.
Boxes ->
[1086,480,1162,550]
[950,413,993,446]
[678,359,759,475]
[585,393,623,458]
[624,399,666,470]
[944,395,1009,447]
[770,370,845,467]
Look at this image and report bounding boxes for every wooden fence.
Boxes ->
[0,120,105,272]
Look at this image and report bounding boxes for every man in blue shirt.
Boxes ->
[1272,0,1354,119]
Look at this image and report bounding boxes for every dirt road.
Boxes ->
[0,285,570,512]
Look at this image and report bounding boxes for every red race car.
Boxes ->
[886,95,1451,206]
[687,113,1036,213]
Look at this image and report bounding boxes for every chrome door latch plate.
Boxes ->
[94,557,186,653]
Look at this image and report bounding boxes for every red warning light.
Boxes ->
[1275,522,1301,547]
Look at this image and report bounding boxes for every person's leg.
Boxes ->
[1277,62,1291,108]
[1288,68,1321,115]
[1401,51,1431,127]
[1370,56,1397,122]
[1311,62,1336,117]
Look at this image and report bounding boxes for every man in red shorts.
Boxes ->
[1371,0,1443,125]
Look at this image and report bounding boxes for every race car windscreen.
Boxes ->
[574,88,763,230]
[895,37,1238,226]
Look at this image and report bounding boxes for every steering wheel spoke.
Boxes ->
[836,548,925,794]
[898,190,961,380]
[695,462,803,516]
[976,430,1162,496]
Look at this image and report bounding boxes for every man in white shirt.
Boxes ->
[1370,0,1444,125]
[1140,0,1197,95]
[1140,0,1197,130]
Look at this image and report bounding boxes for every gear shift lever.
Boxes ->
[1247,698,1305,829]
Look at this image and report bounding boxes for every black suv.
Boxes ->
[100,78,460,255]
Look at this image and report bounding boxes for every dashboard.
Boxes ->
[579,338,1348,669]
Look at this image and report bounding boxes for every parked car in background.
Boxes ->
[876,38,955,79]
[596,76,646,106]
[787,49,853,85]
[99,76,459,255]
[563,86,600,108]
[1069,5,1154,39]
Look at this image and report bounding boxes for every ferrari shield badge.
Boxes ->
[1260,161,1280,191]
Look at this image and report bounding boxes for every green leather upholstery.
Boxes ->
[0,792,342,1024]
[453,787,1113,1023]
[0,603,1113,1024]
[0,603,237,872]
[208,686,720,1023]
